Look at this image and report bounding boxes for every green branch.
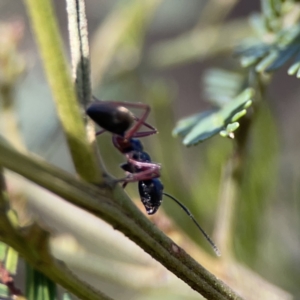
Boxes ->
[66,0,91,106]
[24,0,102,183]
[0,138,243,300]
[65,0,107,178]
[0,167,112,300]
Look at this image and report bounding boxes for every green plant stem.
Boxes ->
[0,87,22,293]
[66,0,91,106]
[214,155,238,258]
[214,90,254,259]
[0,138,243,300]
[1,87,22,277]
[65,0,107,178]
[0,169,112,300]
[24,0,102,183]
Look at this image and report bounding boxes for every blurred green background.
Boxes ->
[0,0,300,299]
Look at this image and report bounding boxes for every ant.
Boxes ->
[86,99,220,256]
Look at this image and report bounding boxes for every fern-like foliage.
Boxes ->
[237,25,300,74]
[203,69,247,106]
[173,88,254,146]
[236,1,300,76]
[174,0,300,147]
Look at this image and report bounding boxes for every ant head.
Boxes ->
[138,179,164,215]
[86,102,134,136]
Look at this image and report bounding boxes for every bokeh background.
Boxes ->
[0,0,300,299]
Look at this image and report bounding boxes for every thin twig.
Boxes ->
[24,0,102,183]
[0,168,112,300]
[214,156,238,258]
[65,0,107,178]
[66,0,91,106]
[0,171,23,298]
[0,138,243,300]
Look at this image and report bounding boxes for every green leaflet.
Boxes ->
[173,88,254,146]
[237,16,300,76]
[172,110,215,138]
[203,69,246,106]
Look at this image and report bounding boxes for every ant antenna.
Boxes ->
[163,192,221,257]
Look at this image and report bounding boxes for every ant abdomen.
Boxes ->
[138,179,163,215]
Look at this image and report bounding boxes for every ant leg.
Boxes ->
[127,158,161,170]
[117,169,160,183]
[120,102,151,140]
[132,131,157,138]
[117,160,161,183]
[131,117,157,137]
[133,116,156,130]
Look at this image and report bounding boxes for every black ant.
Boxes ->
[86,99,220,256]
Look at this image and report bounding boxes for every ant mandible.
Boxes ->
[86,99,220,256]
